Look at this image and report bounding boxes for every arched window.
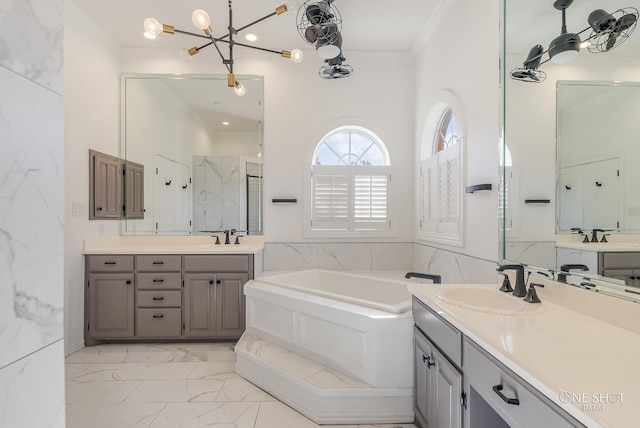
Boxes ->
[419,99,464,246]
[308,126,391,234]
[434,108,460,153]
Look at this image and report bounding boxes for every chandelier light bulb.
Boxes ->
[234,81,247,97]
[192,9,211,30]
[178,48,193,62]
[143,31,157,40]
[290,48,304,63]
[143,17,163,36]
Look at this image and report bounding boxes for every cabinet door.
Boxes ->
[124,160,144,219]
[414,331,433,428]
[90,150,122,219]
[432,346,463,428]
[87,273,134,338]
[215,273,248,338]
[183,273,216,337]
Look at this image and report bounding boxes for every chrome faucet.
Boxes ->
[496,264,526,297]
[590,228,605,242]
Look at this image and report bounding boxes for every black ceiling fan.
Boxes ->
[510,1,638,83]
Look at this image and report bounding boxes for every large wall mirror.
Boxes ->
[500,0,640,300]
[121,74,264,236]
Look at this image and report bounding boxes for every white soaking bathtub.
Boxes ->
[236,269,415,424]
[241,269,414,388]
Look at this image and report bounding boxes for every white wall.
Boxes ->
[0,0,65,425]
[64,0,122,354]
[413,0,501,275]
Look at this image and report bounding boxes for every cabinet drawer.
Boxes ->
[136,290,181,308]
[600,252,640,269]
[136,308,182,337]
[463,338,581,427]
[412,297,462,367]
[184,254,250,272]
[136,272,182,290]
[87,255,134,272]
[136,255,182,272]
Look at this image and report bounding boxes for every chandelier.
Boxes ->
[143,0,304,95]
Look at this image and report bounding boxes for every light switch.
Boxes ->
[72,202,86,216]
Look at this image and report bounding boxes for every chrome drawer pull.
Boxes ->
[152,297,165,301]
[493,385,519,405]
[152,314,165,319]
[152,279,165,283]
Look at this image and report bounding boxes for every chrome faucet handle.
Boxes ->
[523,283,544,304]
[497,272,513,293]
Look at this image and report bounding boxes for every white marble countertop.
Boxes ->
[408,281,640,428]
[83,235,265,254]
[556,234,640,252]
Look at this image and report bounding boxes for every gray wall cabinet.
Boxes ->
[89,150,122,219]
[84,253,253,346]
[89,150,144,220]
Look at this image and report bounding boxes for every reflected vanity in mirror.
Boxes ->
[500,0,640,302]
[120,74,264,236]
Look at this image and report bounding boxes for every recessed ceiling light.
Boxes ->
[222,121,230,126]
[245,33,259,42]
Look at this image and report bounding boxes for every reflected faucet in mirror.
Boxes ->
[557,264,589,283]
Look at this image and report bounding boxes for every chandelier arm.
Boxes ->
[207,35,232,72]
[234,12,279,34]
[174,29,211,40]
[232,42,283,55]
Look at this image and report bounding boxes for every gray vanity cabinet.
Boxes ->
[182,255,251,338]
[135,255,182,338]
[85,256,135,343]
[85,252,253,345]
[413,308,463,428]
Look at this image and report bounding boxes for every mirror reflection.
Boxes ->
[501,0,640,301]
[121,74,264,236]
[557,81,640,233]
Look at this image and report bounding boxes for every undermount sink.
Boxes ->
[435,286,544,315]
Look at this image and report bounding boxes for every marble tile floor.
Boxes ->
[65,342,417,428]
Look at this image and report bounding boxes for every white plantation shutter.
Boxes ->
[311,165,390,231]
[354,166,390,229]
[312,166,350,229]
[420,157,438,232]
[419,143,461,237]
[437,144,459,234]
[499,165,517,235]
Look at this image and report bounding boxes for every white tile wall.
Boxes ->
[0,0,64,426]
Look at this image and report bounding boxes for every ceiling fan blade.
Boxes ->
[304,26,318,43]
[614,13,637,32]
[305,2,332,25]
[606,33,618,51]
